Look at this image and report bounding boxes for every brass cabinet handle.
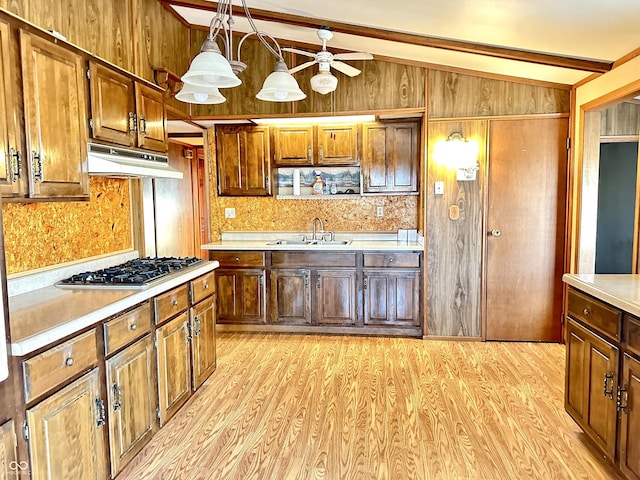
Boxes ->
[113,383,122,411]
[617,384,629,413]
[10,148,21,182]
[128,112,137,133]
[139,116,147,135]
[32,150,42,182]
[95,398,106,427]
[64,357,74,367]
[203,283,209,290]
[307,145,312,162]
[603,371,614,399]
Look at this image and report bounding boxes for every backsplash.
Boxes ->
[2,177,132,275]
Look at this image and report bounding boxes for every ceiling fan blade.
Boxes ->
[331,61,362,77]
[333,52,373,61]
[282,47,317,58]
[288,60,316,74]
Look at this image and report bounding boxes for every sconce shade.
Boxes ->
[256,61,306,102]
[310,71,338,95]
[181,40,241,88]
[175,83,226,104]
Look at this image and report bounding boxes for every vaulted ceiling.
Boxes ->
[161,0,640,86]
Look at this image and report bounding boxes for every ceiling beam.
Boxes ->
[160,0,612,73]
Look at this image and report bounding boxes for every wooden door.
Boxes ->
[105,336,155,476]
[317,124,358,165]
[0,19,24,198]
[270,268,312,324]
[565,319,618,458]
[272,125,314,166]
[215,269,265,323]
[26,368,107,480]
[135,82,167,152]
[364,270,421,326]
[216,126,271,196]
[156,312,191,426]
[486,117,567,341]
[20,30,89,199]
[191,296,217,389]
[0,420,17,480]
[362,122,419,193]
[88,62,135,147]
[620,353,640,480]
[315,269,356,325]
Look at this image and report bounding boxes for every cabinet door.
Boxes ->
[20,30,89,199]
[135,82,167,152]
[620,353,640,480]
[89,62,135,147]
[215,268,266,323]
[216,126,271,196]
[315,269,356,325]
[191,295,217,389]
[105,335,155,477]
[0,420,17,480]
[156,312,191,426]
[362,122,418,194]
[270,268,312,324]
[565,319,618,458]
[272,125,314,166]
[317,124,358,165]
[27,368,107,480]
[364,270,420,326]
[0,20,25,198]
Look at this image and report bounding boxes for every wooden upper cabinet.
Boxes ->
[89,62,167,152]
[216,126,271,196]
[362,121,419,194]
[20,30,89,199]
[272,124,358,166]
[0,19,26,198]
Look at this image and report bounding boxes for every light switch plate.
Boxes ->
[434,181,444,195]
[225,208,236,219]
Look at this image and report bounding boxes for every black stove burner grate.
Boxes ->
[57,256,204,288]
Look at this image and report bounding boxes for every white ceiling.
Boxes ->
[169,0,640,86]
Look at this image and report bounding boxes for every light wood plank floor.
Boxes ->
[118,333,621,480]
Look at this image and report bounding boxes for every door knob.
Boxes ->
[490,229,501,237]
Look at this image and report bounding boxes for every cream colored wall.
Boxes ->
[571,56,640,273]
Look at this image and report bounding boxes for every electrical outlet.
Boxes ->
[376,206,384,217]
[225,208,236,219]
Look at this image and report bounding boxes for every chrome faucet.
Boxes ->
[311,217,324,241]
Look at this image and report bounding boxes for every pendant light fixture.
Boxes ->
[180,0,305,103]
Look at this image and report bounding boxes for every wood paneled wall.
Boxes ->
[600,102,640,136]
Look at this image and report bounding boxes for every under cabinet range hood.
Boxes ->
[87,143,183,179]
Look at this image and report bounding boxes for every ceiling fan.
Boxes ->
[283,28,373,95]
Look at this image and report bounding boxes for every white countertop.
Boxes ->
[9,261,219,356]
[562,273,640,317]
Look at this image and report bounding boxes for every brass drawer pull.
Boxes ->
[583,307,591,316]
[129,323,137,331]
[64,357,74,367]
[172,299,178,306]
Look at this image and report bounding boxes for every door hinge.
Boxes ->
[86,68,90,80]
[156,406,161,422]
[154,337,158,350]
[566,137,571,150]
[89,118,94,131]
[22,420,29,441]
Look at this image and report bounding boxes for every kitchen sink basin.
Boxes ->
[313,240,352,245]
[267,238,352,246]
[267,239,313,245]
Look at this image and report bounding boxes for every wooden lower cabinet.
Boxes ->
[191,296,217,389]
[156,312,191,427]
[105,335,155,477]
[565,318,619,458]
[26,368,107,480]
[215,268,265,324]
[270,268,312,324]
[315,269,356,325]
[620,353,640,480]
[364,270,420,326]
[0,420,17,480]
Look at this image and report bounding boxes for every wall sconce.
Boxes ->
[433,132,480,181]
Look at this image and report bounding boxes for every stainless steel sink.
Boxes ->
[313,240,352,245]
[267,239,313,245]
[267,238,352,246]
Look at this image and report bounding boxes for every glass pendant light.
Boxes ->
[256,61,306,102]
[310,70,338,95]
[181,38,240,88]
[175,83,226,104]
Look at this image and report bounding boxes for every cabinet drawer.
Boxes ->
[210,251,265,267]
[567,288,621,341]
[624,314,640,357]
[191,272,215,304]
[154,284,189,325]
[271,252,356,267]
[104,302,151,356]
[363,253,421,268]
[23,329,97,403]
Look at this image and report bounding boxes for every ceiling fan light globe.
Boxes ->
[256,68,306,102]
[175,83,226,104]
[310,71,338,95]
[181,51,241,88]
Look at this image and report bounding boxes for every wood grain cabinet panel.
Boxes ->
[20,30,89,199]
[316,124,358,165]
[154,284,189,325]
[191,295,217,389]
[105,335,155,476]
[620,353,640,480]
[0,420,17,480]
[364,270,420,327]
[269,268,312,324]
[568,288,621,341]
[26,368,107,480]
[103,302,151,355]
[215,268,266,324]
[272,125,314,166]
[190,271,215,305]
[272,124,358,166]
[156,312,191,426]
[315,269,356,325]
[362,121,419,194]
[135,82,167,152]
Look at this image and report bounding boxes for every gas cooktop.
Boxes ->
[55,257,204,289]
